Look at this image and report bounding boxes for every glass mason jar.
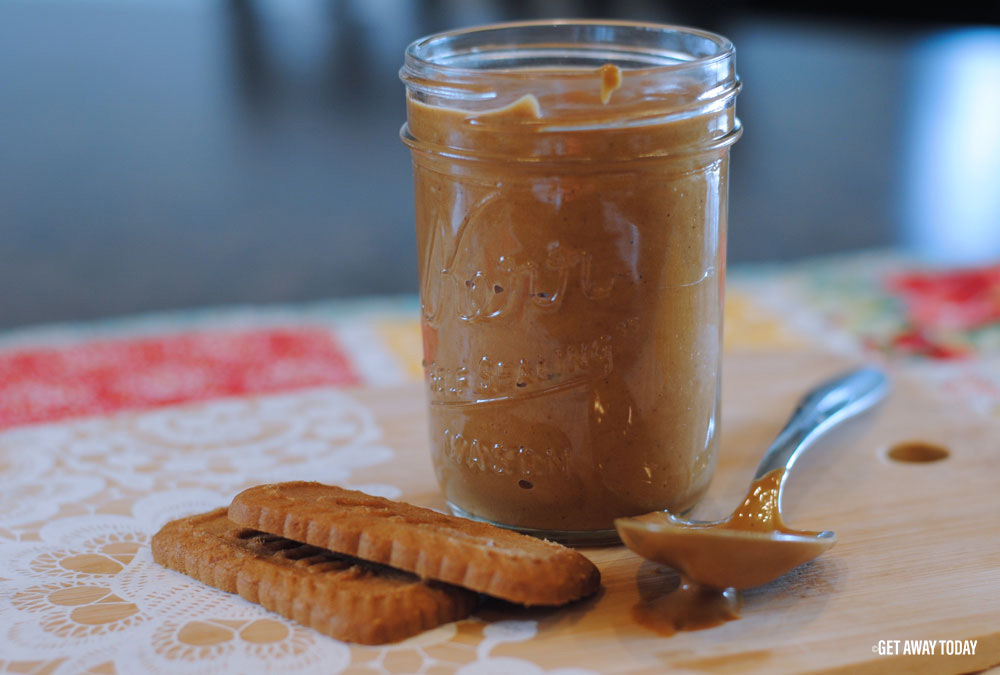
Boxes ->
[400,20,741,545]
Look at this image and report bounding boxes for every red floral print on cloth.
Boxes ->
[0,328,361,430]
[886,264,1000,359]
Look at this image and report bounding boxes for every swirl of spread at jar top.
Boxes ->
[401,21,741,544]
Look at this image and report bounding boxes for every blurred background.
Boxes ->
[1,0,998,331]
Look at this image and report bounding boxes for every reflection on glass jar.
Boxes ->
[401,20,741,544]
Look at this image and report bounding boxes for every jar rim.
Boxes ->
[403,19,735,80]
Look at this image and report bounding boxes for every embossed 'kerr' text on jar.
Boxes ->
[400,21,741,544]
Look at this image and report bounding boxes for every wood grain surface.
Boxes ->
[344,348,1000,674]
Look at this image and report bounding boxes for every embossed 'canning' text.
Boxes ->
[427,334,613,402]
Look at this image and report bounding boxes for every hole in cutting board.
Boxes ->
[886,441,950,463]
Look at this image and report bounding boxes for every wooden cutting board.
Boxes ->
[347,347,1000,674]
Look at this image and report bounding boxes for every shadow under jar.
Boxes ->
[401,20,741,545]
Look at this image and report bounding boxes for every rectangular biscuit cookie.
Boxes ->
[151,508,478,645]
[228,482,601,606]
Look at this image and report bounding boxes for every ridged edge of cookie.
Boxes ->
[228,483,601,606]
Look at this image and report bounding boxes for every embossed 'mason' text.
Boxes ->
[441,427,567,478]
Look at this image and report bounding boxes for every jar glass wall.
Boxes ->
[401,20,741,545]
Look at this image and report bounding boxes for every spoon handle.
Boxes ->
[752,367,890,480]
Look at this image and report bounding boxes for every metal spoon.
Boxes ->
[615,367,889,590]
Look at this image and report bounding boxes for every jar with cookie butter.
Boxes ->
[401,20,741,545]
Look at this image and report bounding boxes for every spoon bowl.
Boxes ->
[616,367,889,590]
[618,513,837,589]
[617,504,836,590]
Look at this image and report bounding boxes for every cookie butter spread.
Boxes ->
[401,21,741,540]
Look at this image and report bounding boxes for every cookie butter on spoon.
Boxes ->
[617,369,888,599]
